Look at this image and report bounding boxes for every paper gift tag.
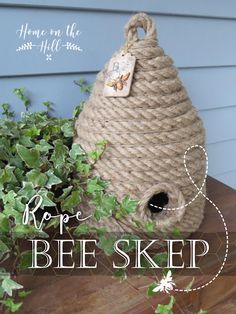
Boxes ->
[103,52,136,97]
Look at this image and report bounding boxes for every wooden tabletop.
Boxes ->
[17,177,236,314]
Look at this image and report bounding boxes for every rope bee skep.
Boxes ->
[74,13,206,237]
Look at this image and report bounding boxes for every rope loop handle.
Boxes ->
[124,13,157,44]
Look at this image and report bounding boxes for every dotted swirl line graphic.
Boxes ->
[149,145,207,211]
[150,145,229,292]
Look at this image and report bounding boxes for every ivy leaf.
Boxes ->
[139,255,152,274]
[3,208,23,225]
[2,192,25,215]
[0,268,8,279]
[96,139,108,148]
[9,155,24,169]
[74,79,92,93]
[155,296,175,314]
[61,190,81,211]
[145,221,156,232]
[172,227,182,238]
[73,104,82,118]
[0,213,10,232]
[18,251,33,271]
[18,290,32,298]
[2,277,23,296]
[88,140,107,161]
[12,224,45,239]
[87,177,108,194]
[13,87,31,110]
[43,101,54,112]
[16,144,41,168]
[18,136,35,148]
[153,252,168,266]
[74,223,90,236]
[119,234,139,253]
[57,186,73,201]
[1,103,15,119]
[14,197,25,212]
[0,239,10,260]
[0,298,23,313]
[18,182,36,199]
[69,143,85,160]
[26,169,48,187]
[37,189,56,208]
[113,268,127,282]
[14,168,24,182]
[138,253,167,275]
[0,145,10,160]
[2,190,16,205]
[23,126,40,138]
[61,122,74,137]
[132,219,143,228]
[35,139,53,153]
[0,136,12,160]
[45,217,60,230]
[116,196,138,219]
[50,140,69,168]
[0,166,17,185]
[121,196,138,214]
[75,160,91,174]
[92,192,118,221]
[97,234,117,256]
[45,170,62,188]
[0,286,4,298]
[91,226,107,237]
[147,282,158,297]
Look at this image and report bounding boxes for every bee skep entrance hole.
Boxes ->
[148,192,169,213]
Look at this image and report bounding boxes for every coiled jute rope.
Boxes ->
[74,13,206,237]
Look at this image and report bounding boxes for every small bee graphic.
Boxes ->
[106,72,130,91]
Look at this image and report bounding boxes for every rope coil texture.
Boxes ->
[74,13,206,237]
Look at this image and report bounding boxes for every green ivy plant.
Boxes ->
[0,86,140,312]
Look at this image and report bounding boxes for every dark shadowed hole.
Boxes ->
[148,192,169,213]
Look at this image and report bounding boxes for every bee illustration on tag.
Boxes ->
[106,72,130,91]
[103,52,136,97]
